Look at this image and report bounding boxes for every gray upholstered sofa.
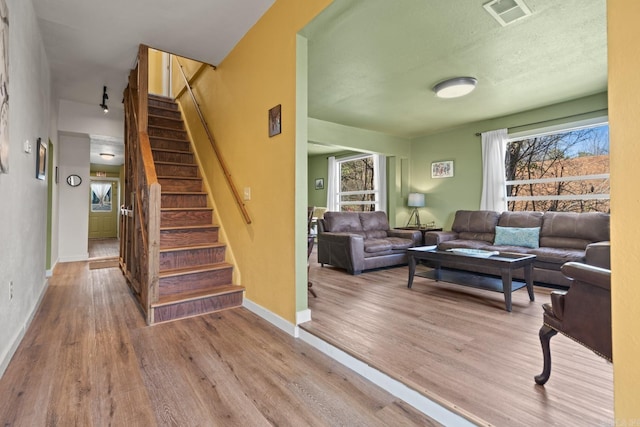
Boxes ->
[317,211,422,274]
[424,210,610,287]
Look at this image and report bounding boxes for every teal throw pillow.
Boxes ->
[494,226,540,248]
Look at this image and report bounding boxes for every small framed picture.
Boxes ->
[315,178,324,190]
[268,104,281,137]
[36,138,46,180]
[431,160,454,178]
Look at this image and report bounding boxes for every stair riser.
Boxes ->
[148,97,178,111]
[160,246,226,271]
[152,150,194,164]
[153,291,243,323]
[161,210,212,227]
[150,138,190,152]
[155,164,199,177]
[149,126,188,140]
[149,115,184,130]
[158,178,202,192]
[159,268,233,296]
[149,106,181,119]
[161,194,207,208]
[160,228,219,247]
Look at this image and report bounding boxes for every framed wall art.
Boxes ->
[431,160,454,178]
[315,178,324,190]
[36,138,46,180]
[268,104,281,137]
[0,0,9,174]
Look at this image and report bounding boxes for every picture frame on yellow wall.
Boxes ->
[268,104,281,137]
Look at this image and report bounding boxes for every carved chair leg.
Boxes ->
[535,324,558,385]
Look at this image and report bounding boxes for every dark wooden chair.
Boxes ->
[307,206,317,297]
[535,262,612,385]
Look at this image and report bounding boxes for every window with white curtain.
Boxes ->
[505,120,609,213]
[328,154,386,212]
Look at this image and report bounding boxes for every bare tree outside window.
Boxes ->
[505,125,610,213]
[339,156,376,212]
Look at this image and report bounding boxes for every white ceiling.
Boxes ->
[303,0,607,150]
[32,0,275,165]
[33,0,607,160]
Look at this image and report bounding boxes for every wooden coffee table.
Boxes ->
[407,247,536,312]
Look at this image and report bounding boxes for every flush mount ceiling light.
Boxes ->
[433,77,478,99]
[483,0,532,27]
[99,153,115,160]
[99,86,109,113]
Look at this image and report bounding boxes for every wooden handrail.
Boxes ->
[175,57,252,225]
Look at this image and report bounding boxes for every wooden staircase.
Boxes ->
[146,94,244,323]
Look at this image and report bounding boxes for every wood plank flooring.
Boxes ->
[88,238,119,259]
[0,262,439,426]
[302,250,614,426]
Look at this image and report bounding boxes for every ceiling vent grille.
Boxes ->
[483,0,532,26]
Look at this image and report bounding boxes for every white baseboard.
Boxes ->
[298,329,478,427]
[242,298,298,337]
[59,253,88,263]
[0,277,50,378]
[242,299,477,425]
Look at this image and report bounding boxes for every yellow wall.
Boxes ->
[608,0,640,419]
[174,0,331,323]
[148,48,164,95]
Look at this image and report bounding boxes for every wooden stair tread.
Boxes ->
[157,175,201,180]
[161,225,219,231]
[159,262,233,278]
[149,113,182,122]
[152,147,192,154]
[160,243,226,253]
[161,191,206,195]
[155,160,197,166]
[149,135,189,142]
[161,207,212,211]
[149,124,186,132]
[152,285,244,308]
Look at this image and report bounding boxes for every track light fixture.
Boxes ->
[99,86,109,113]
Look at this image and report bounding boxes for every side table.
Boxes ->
[394,227,443,245]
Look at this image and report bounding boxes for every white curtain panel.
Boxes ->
[480,129,508,212]
[374,154,386,212]
[326,156,338,211]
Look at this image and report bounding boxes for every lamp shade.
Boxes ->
[408,193,425,207]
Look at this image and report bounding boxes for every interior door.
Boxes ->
[88,180,118,239]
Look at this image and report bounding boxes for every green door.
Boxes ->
[88,180,118,239]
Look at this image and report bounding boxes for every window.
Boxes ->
[328,154,386,212]
[505,123,609,213]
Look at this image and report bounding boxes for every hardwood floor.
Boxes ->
[88,238,119,259]
[0,262,439,426]
[302,250,614,426]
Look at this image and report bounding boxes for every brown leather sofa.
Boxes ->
[317,211,422,274]
[535,262,611,385]
[424,210,610,287]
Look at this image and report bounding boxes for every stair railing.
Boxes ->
[122,44,161,325]
[174,57,252,224]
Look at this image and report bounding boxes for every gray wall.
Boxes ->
[0,0,54,375]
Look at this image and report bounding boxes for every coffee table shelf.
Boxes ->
[407,247,536,312]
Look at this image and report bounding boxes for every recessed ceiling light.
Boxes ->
[433,77,478,99]
[99,153,115,160]
[483,0,532,27]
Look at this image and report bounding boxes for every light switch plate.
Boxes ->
[23,140,32,153]
[243,187,251,201]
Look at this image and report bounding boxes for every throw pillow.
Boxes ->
[494,226,540,248]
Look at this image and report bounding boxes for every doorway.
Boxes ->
[88,178,120,259]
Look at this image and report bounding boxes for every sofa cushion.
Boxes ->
[386,237,414,250]
[364,239,392,253]
[438,239,490,251]
[359,211,390,232]
[498,211,544,228]
[323,211,364,233]
[529,247,586,265]
[365,230,388,239]
[451,210,500,243]
[540,212,610,249]
[494,226,540,248]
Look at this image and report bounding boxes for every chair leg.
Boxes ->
[535,324,558,385]
[308,280,317,298]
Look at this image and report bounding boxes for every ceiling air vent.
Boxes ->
[483,0,532,26]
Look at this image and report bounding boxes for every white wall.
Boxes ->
[0,0,53,376]
[58,99,124,138]
[58,134,90,262]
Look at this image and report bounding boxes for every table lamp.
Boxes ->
[406,193,425,227]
